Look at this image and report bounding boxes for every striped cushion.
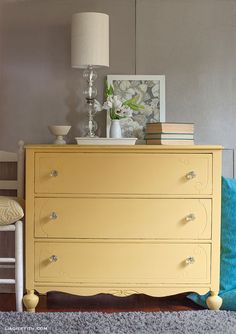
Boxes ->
[0,196,24,225]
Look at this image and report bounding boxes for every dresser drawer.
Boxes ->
[35,153,212,195]
[35,198,212,239]
[35,242,210,284]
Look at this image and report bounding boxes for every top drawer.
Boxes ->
[35,153,212,195]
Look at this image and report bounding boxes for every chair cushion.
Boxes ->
[188,176,236,310]
[0,196,24,225]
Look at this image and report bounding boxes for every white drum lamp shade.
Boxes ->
[71,12,109,68]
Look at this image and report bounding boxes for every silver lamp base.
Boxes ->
[83,66,98,138]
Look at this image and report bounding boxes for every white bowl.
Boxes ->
[48,125,71,136]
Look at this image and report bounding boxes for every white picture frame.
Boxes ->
[106,75,165,141]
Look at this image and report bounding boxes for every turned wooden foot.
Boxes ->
[23,289,39,312]
[206,291,222,310]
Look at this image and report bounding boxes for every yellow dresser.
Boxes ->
[23,145,222,311]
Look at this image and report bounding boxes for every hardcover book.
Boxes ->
[146,122,194,134]
[146,139,194,145]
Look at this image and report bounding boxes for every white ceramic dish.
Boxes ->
[48,125,71,136]
[75,137,137,145]
[48,125,71,144]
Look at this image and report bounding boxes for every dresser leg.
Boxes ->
[23,289,39,312]
[206,291,222,310]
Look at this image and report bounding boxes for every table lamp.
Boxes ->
[71,12,109,137]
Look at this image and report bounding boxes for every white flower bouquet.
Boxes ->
[103,83,144,120]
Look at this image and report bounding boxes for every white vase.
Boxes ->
[109,120,122,138]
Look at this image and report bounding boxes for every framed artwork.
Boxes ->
[106,75,165,141]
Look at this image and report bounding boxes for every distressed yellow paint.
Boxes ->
[35,241,211,284]
[35,198,212,239]
[35,152,212,195]
[24,145,222,311]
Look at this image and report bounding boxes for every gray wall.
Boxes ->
[0,0,135,148]
[0,0,236,153]
[137,0,236,150]
[136,0,236,176]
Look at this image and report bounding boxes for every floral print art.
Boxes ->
[111,80,161,140]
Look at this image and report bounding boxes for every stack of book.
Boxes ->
[145,122,194,145]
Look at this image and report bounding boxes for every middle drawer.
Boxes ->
[35,198,211,239]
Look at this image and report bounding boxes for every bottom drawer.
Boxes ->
[35,242,211,284]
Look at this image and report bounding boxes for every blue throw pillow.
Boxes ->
[188,176,236,310]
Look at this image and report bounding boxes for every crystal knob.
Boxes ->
[186,171,197,180]
[50,212,58,220]
[49,255,58,263]
[186,256,195,265]
[50,170,58,177]
[185,213,196,222]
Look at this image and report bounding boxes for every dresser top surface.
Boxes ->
[25,144,223,152]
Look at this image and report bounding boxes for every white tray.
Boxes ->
[75,137,137,145]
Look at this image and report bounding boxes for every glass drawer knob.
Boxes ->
[49,255,58,263]
[186,256,195,265]
[186,171,197,180]
[50,212,58,220]
[50,170,58,177]
[185,213,196,222]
